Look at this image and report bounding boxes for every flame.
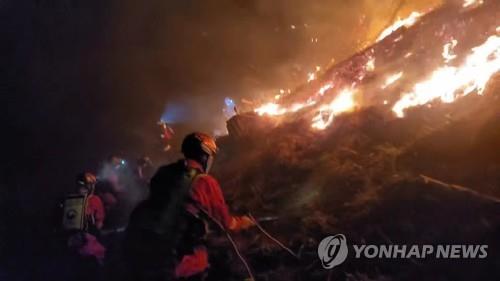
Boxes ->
[312,89,356,130]
[255,80,334,116]
[463,0,484,8]
[253,10,498,132]
[256,86,356,128]
[254,103,286,116]
[318,83,334,96]
[377,12,423,42]
[382,72,404,89]
[393,34,500,117]
[255,100,317,116]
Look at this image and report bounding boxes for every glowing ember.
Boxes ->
[307,66,322,82]
[377,12,423,42]
[365,57,376,72]
[307,72,316,82]
[382,72,404,89]
[442,39,458,63]
[312,89,356,130]
[393,35,500,117]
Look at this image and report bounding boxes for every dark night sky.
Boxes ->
[0,0,438,277]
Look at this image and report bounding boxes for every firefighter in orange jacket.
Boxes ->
[68,173,106,262]
[125,132,254,281]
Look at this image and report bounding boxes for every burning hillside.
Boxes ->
[211,1,500,280]
[252,0,499,130]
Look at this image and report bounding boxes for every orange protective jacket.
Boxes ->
[174,159,246,278]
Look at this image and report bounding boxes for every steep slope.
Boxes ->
[211,1,500,280]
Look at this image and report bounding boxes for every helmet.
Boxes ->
[182,132,217,156]
[108,156,126,168]
[182,132,218,172]
[76,172,97,186]
[76,172,97,194]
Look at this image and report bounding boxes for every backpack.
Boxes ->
[61,193,89,232]
[124,160,206,267]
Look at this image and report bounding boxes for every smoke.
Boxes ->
[106,0,443,136]
[0,0,444,279]
[1,0,440,232]
[96,158,150,228]
[160,102,189,124]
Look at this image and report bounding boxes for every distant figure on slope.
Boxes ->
[159,121,175,152]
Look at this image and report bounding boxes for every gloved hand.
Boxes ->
[229,215,255,231]
[238,215,256,230]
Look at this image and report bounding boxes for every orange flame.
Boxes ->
[253,9,498,132]
[463,0,484,8]
[393,34,500,117]
[254,100,317,116]
[311,89,356,130]
[377,12,423,42]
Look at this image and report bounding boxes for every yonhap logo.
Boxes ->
[318,234,489,270]
[317,234,348,269]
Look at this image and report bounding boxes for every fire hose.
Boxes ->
[247,213,299,259]
[196,207,256,281]
[196,207,299,281]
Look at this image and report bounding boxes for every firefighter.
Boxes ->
[159,121,175,151]
[63,173,106,281]
[124,132,254,281]
[136,156,154,184]
[97,156,133,230]
[67,173,106,260]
